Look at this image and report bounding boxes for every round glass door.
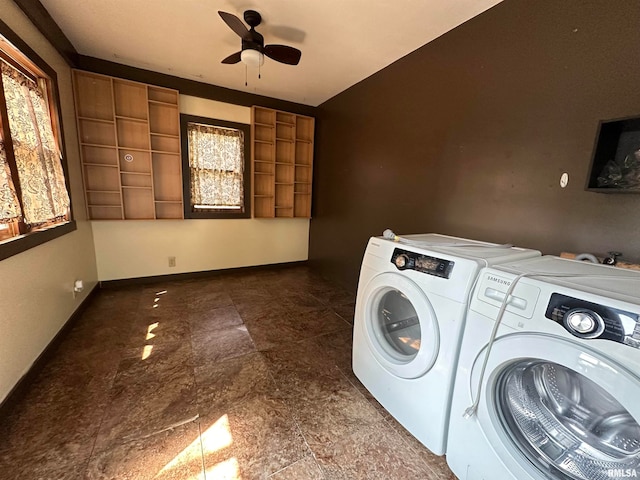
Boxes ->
[362,272,439,379]
[497,359,640,480]
[376,289,421,361]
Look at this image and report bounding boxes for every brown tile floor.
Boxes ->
[0,265,456,479]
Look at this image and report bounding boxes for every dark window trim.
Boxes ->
[0,19,76,262]
[0,221,76,261]
[180,114,251,219]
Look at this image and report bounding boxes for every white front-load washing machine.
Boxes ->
[447,255,640,480]
[352,233,540,455]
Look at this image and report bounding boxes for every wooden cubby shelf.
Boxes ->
[148,100,178,107]
[73,70,184,220]
[251,106,314,218]
[84,163,118,168]
[77,117,113,124]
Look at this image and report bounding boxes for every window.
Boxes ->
[0,27,73,255]
[180,115,250,219]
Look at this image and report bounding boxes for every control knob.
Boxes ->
[395,254,409,269]
[564,308,605,338]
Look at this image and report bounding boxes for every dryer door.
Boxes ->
[361,272,439,379]
[473,334,640,480]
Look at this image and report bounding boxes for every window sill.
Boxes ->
[185,209,251,220]
[0,220,77,261]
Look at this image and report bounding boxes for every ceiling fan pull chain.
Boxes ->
[259,63,261,80]
[245,64,248,86]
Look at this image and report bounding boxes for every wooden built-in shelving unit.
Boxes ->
[73,70,183,220]
[251,106,314,218]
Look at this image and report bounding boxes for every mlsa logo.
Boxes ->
[608,470,638,478]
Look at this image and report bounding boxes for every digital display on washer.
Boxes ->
[391,248,454,278]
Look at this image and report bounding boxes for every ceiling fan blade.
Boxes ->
[264,44,301,65]
[218,11,251,41]
[221,51,242,64]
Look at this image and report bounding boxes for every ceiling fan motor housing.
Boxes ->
[243,10,262,28]
[242,30,264,53]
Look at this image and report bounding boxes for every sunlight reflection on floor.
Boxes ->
[149,290,168,309]
[141,322,160,360]
[157,415,238,479]
[141,344,153,360]
[146,322,158,340]
[205,457,241,480]
[157,431,203,477]
[201,414,233,454]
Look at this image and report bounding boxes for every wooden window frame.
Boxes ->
[0,19,75,261]
[180,114,251,219]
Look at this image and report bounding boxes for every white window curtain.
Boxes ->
[1,60,70,225]
[187,122,244,210]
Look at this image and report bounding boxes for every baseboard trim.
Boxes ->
[0,284,99,418]
[99,260,309,288]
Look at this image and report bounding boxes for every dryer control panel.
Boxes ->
[391,248,454,279]
[546,293,640,349]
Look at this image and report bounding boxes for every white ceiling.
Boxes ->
[40,0,502,107]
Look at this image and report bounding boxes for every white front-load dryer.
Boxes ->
[352,233,540,455]
[447,256,640,480]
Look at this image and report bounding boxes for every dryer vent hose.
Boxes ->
[574,253,600,264]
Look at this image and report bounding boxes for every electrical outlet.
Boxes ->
[168,256,176,267]
[72,279,84,299]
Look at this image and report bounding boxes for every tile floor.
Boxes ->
[0,265,456,479]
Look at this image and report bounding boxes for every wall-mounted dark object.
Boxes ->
[586,116,640,193]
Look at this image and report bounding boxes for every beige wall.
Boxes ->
[0,1,98,402]
[92,218,309,280]
[91,95,310,281]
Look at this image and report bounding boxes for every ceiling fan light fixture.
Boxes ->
[241,49,264,67]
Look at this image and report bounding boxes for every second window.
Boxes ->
[180,115,250,219]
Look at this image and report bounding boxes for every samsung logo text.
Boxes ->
[487,275,511,286]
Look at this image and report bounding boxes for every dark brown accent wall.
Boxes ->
[310,0,640,290]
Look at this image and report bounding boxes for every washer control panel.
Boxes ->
[391,248,454,279]
[546,293,640,349]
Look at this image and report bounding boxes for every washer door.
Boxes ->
[361,272,439,379]
[498,359,640,480]
[473,334,640,480]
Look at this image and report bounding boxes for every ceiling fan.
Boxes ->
[218,10,302,68]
